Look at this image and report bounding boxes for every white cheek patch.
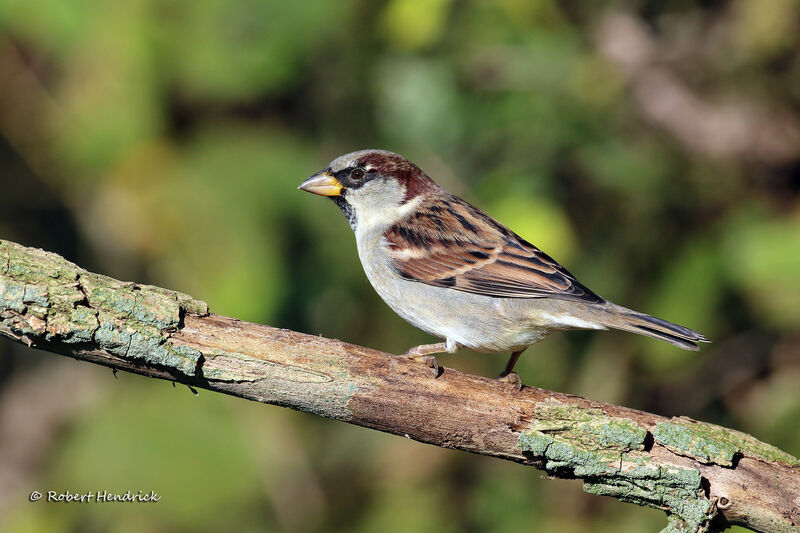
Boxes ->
[348,180,415,231]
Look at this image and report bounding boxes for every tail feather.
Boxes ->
[602,306,709,351]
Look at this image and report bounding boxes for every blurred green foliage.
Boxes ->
[0,0,799,532]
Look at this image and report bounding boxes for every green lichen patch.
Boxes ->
[518,431,618,476]
[0,278,27,313]
[127,330,201,376]
[79,273,179,330]
[0,242,10,274]
[531,400,648,452]
[0,276,53,335]
[518,400,650,480]
[75,273,203,375]
[653,418,800,467]
[46,306,99,342]
[22,284,49,307]
[518,400,713,533]
[5,243,80,282]
[176,292,209,315]
[585,465,711,533]
[0,240,207,377]
[139,284,209,317]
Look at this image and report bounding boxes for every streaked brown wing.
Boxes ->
[385,194,604,304]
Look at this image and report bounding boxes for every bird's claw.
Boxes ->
[496,372,523,391]
[419,355,440,376]
[401,352,441,377]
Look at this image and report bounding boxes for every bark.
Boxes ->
[0,239,798,533]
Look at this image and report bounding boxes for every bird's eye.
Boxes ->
[351,168,365,180]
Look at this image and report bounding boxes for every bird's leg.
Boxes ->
[497,349,525,390]
[401,343,444,376]
[401,340,459,377]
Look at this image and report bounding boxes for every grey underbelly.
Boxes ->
[363,263,550,352]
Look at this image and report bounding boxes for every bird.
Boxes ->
[298,149,708,388]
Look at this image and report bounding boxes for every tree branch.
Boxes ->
[0,239,797,533]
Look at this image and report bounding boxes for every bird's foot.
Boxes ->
[496,372,523,391]
[404,353,440,376]
[400,343,446,377]
[496,349,525,391]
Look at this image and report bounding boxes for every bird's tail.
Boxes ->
[599,304,709,351]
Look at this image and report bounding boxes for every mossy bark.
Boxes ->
[1,239,798,533]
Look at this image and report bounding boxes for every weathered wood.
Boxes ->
[0,239,797,533]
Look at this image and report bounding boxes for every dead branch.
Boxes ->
[0,239,797,533]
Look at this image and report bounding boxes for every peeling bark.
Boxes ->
[0,239,798,533]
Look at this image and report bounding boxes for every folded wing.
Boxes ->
[385,194,604,304]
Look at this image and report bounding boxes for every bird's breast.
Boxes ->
[353,229,550,352]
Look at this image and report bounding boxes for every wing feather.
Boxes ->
[385,194,604,304]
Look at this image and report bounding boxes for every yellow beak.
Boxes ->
[298,171,343,197]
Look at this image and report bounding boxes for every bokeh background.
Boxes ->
[1,1,799,532]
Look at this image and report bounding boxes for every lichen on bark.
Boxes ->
[517,400,715,533]
[653,417,800,467]
[0,240,208,376]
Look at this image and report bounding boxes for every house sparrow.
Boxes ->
[299,149,708,387]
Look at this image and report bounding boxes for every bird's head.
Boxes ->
[298,150,438,230]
